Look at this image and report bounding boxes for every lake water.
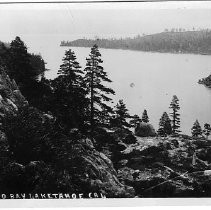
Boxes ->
[29,43,211,135]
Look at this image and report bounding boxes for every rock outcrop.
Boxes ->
[116,136,211,197]
[0,69,27,118]
[0,137,135,197]
[68,138,135,197]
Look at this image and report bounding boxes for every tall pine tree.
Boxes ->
[169,95,181,134]
[9,36,35,83]
[157,112,172,136]
[84,44,115,134]
[52,49,87,130]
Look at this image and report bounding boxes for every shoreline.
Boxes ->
[60,44,211,56]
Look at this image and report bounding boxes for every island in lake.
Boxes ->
[199,74,211,88]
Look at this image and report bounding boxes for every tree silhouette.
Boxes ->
[191,120,202,137]
[9,37,35,83]
[169,95,181,134]
[57,49,83,80]
[0,43,11,70]
[3,37,47,104]
[84,44,115,135]
[142,109,149,123]
[203,123,211,140]
[158,112,172,136]
[52,49,87,130]
[130,114,142,128]
[113,99,131,129]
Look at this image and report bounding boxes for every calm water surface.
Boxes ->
[31,44,211,135]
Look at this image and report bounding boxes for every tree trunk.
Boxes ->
[173,109,176,134]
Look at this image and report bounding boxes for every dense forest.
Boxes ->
[61,30,211,55]
[0,37,211,198]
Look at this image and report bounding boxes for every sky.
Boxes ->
[1,1,211,48]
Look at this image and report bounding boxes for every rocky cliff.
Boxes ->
[0,68,27,116]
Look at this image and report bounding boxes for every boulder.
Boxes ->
[135,122,156,137]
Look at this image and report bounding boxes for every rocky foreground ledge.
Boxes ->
[90,126,211,197]
[116,135,211,197]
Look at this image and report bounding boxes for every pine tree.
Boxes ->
[142,109,149,123]
[191,120,202,137]
[52,49,87,130]
[169,95,181,134]
[84,44,115,134]
[9,36,34,83]
[203,123,211,140]
[163,112,172,135]
[57,49,83,82]
[113,99,131,129]
[157,116,165,137]
[157,112,172,136]
[8,37,47,103]
[0,43,11,70]
[130,114,142,128]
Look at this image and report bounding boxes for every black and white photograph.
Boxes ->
[0,0,211,204]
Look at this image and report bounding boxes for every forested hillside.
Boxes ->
[61,30,211,55]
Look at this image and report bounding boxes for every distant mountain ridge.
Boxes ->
[61,30,211,55]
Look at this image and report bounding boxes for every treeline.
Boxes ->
[61,30,211,55]
[131,95,211,139]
